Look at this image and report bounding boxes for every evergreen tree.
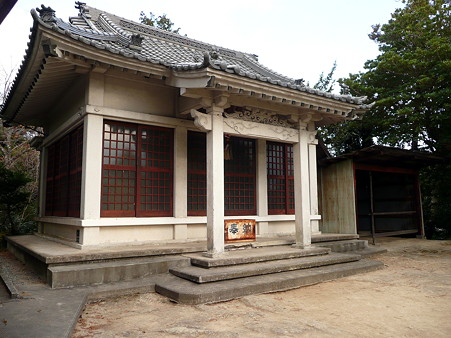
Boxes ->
[139,11,181,34]
[321,0,450,238]
[325,0,450,154]
[313,61,337,93]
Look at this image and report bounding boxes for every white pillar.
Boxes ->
[80,113,103,220]
[257,139,269,236]
[205,105,225,256]
[174,126,188,240]
[80,226,100,246]
[308,128,321,235]
[293,124,311,248]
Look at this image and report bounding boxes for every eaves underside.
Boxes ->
[183,69,363,122]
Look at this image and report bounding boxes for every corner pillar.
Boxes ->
[308,122,321,235]
[80,113,103,220]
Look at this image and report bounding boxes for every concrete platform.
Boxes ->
[171,252,361,283]
[7,235,206,264]
[155,259,384,304]
[48,255,190,288]
[6,235,206,287]
[6,233,360,265]
[5,234,375,289]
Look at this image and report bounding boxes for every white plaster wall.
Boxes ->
[42,222,80,243]
[40,220,301,246]
[98,225,174,244]
[187,224,207,239]
[103,76,176,116]
[267,221,295,235]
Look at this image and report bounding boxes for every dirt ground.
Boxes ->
[72,238,451,337]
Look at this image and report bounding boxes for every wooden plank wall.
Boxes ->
[319,159,357,234]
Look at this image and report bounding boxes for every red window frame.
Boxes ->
[45,125,83,217]
[186,134,257,216]
[67,127,84,217]
[101,121,173,217]
[187,131,207,216]
[267,142,295,215]
[224,136,257,216]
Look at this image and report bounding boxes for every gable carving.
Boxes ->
[224,106,297,129]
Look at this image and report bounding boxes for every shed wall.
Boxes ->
[320,159,356,234]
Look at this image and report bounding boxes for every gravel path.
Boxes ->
[0,250,46,302]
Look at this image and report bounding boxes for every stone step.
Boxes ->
[155,259,384,304]
[47,256,190,288]
[171,252,361,283]
[224,234,360,250]
[185,246,331,268]
[311,234,360,243]
[314,239,368,253]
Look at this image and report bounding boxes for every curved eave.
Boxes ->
[1,19,45,124]
[1,19,171,126]
[175,68,367,123]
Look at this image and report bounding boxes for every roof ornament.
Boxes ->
[209,48,220,60]
[36,5,56,23]
[75,1,91,19]
[294,78,305,87]
[201,52,211,67]
[199,48,222,67]
[340,83,351,95]
[129,34,144,51]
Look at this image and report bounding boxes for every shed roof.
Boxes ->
[319,145,443,169]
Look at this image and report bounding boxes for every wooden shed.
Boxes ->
[318,145,441,240]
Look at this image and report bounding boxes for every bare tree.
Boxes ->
[0,65,40,235]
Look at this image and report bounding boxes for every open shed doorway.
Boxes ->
[355,165,422,239]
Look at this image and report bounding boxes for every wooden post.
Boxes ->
[369,171,376,245]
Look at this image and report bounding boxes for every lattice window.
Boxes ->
[67,127,84,217]
[187,134,256,216]
[45,143,57,216]
[101,121,173,217]
[224,136,256,216]
[137,126,173,216]
[267,142,295,214]
[45,125,83,217]
[187,131,207,216]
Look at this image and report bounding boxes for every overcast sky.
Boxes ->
[1,0,404,89]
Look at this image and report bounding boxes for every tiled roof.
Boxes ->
[32,3,368,106]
